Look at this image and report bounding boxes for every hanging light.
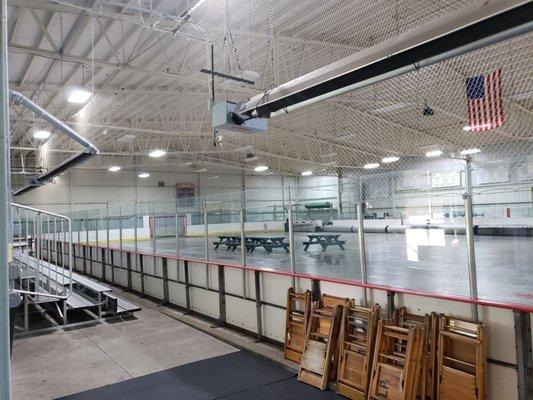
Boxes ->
[425,149,443,158]
[68,88,92,104]
[363,163,380,169]
[108,166,121,172]
[254,165,269,172]
[382,156,400,163]
[301,170,313,176]
[138,172,150,178]
[149,149,166,158]
[460,148,481,155]
[34,130,51,139]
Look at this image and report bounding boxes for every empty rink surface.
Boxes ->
[123,232,532,307]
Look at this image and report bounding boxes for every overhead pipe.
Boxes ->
[235,0,532,119]
[9,90,99,196]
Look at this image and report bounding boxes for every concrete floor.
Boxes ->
[125,231,533,306]
[11,291,238,400]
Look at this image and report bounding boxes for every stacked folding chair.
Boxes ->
[298,294,347,390]
[392,307,438,399]
[336,303,381,400]
[284,287,312,363]
[368,320,425,400]
[437,316,486,400]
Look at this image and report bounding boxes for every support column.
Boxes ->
[514,311,533,400]
[0,0,13,392]
[162,258,169,305]
[203,195,209,289]
[287,204,296,289]
[357,202,368,306]
[254,271,263,341]
[218,266,226,326]
[126,252,132,290]
[240,185,247,298]
[464,193,478,321]
[184,260,191,314]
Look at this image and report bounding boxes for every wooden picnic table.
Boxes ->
[213,235,289,254]
[303,234,346,251]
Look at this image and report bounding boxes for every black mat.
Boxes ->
[57,351,339,400]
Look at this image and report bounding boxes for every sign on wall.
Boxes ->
[396,173,429,191]
[431,171,462,188]
[473,165,509,185]
[176,183,196,206]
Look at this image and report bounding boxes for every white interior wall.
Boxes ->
[15,166,296,215]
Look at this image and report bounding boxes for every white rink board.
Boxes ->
[53,243,530,400]
[226,296,257,332]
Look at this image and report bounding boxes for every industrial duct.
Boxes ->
[234,0,533,119]
[9,90,100,196]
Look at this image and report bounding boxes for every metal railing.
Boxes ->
[11,203,72,300]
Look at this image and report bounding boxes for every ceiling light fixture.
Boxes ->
[34,130,51,139]
[149,149,166,158]
[67,88,92,104]
[254,165,269,172]
[382,156,400,163]
[194,167,207,173]
[460,148,481,155]
[138,172,150,178]
[425,149,443,158]
[301,170,313,176]
[363,163,380,170]
[108,166,121,172]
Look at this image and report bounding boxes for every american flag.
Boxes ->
[465,68,505,132]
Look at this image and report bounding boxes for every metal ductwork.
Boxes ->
[9,90,100,196]
[235,0,533,119]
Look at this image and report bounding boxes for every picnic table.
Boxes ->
[214,235,289,254]
[303,234,346,251]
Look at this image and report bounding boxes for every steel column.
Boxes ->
[218,265,226,326]
[203,196,209,289]
[126,252,132,290]
[139,254,145,295]
[162,258,169,305]
[254,271,263,341]
[1,0,12,389]
[287,204,296,288]
[387,291,396,318]
[357,202,368,306]
[240,203,247,299]
[152,207,157,253]
[514,311,533,400]
[101,248,106,282]
[174,211,180,256]
[184,260,191,314]
[464,194,479,321]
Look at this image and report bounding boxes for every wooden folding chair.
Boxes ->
[368,320,425,400]
[298,302,344,390]
[392,307,438,400]
[336,304,381,400]
[284,287,312,363]
[437,316,486,400]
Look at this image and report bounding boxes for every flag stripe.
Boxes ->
[466,68,504,132]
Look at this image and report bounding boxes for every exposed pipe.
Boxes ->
[0,0,12,395]
[8,91,100,196]
[9,91,99,154]
[235,0,532,119]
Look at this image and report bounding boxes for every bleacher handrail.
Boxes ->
[11,203,72,300]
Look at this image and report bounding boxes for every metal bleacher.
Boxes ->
[13,251,140,328]
[11,203,139,330]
